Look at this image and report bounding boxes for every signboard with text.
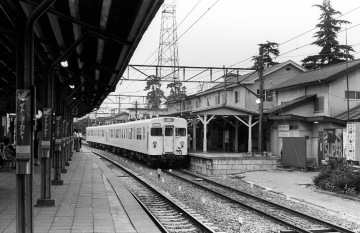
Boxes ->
[345,123,360,161]
[16,90,31,159]
[55,116,62,151]
[42,108,52,150]
[323,128,343,158]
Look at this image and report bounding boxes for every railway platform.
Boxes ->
[0,147,162,233]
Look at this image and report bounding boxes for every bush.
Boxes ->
[313,159,360,195]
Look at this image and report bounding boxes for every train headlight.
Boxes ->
[153,141,157,148]
[180,141,184,148]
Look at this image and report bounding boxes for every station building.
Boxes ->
[166,59,360,168]
[165,60,306,153]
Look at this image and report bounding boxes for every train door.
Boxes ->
[164,125,174,153]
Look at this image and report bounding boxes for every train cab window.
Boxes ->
[165,127,173,136]
[175,128,186,136]
[151,128,162,136]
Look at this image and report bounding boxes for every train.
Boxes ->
[86,117,188,166]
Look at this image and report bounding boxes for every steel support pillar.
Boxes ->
[197,114,215,152]
[234,115,258,153]
[16,0,57,231]
[192,118,197,151]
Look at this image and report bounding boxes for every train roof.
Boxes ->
[86,117,187,130]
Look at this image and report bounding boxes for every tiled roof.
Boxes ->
[264,95,317,114]
[204,60,305,92]
[334,104,360,120]
[270,59,360,90]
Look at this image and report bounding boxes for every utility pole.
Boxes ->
[258,47,264,153]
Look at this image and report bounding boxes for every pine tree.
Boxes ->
[144,75,165,110]
[301,0,354,70]
[252,41,280,68]
[166,81,187,106]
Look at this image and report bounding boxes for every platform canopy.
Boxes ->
[0,0,163,117]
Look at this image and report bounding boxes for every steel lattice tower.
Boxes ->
[157,0,179,80]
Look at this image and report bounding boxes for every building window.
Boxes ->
[315,96,324,111]
[345,91,360,99]
[235,91,239,103]
[216,94,220,105]
[257,89,273,102]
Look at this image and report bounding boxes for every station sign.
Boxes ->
[55,116,62,151]
[16,90,31,160]
[42,108,52,152]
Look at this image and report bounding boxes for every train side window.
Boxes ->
[143,127,145,140]
[175,128,186,136]
[128,128,132,139]
[165,127,173,136]
[137,128,141,140]
[151,128,162,136]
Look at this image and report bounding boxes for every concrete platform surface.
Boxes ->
[240,169,360,224]
[0,147,161,233]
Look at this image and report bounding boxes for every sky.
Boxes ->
[96,0,360,115]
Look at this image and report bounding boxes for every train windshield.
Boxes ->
[175,128,186,136]
[165,127,173,136]
[151,128,162,136]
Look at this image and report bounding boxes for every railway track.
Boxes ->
[165,170,355,233]
[93,151,222,233]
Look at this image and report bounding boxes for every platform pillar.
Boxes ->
[192,118,197,151]
[36,108,54,206]
[52,116,63,185]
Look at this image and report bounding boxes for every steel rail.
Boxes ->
[92,151,217,233]
[166,170,355,233]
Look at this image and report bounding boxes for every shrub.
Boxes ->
[313,159,360,195]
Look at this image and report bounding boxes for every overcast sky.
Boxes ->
[100,0,360,113]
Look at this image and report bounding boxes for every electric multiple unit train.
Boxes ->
[86,117,188,166]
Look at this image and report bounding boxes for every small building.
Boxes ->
[268,59,360,166]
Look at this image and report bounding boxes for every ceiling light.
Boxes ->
[314,121,319,124]
[255,98,261,104]
[70,85,75,89]
[61,60,68,67]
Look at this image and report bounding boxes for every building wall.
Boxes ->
[329,68,360,117]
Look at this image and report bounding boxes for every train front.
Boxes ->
[148,117,188,167]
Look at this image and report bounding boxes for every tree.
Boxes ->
[252,41,280,68]
[166,81,187,106]
[301,0,354,70]
[144,75,165,110]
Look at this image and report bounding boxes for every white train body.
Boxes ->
[86,117,188,165]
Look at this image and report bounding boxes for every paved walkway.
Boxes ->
[0,148,161,233]
[239,169,360,224]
